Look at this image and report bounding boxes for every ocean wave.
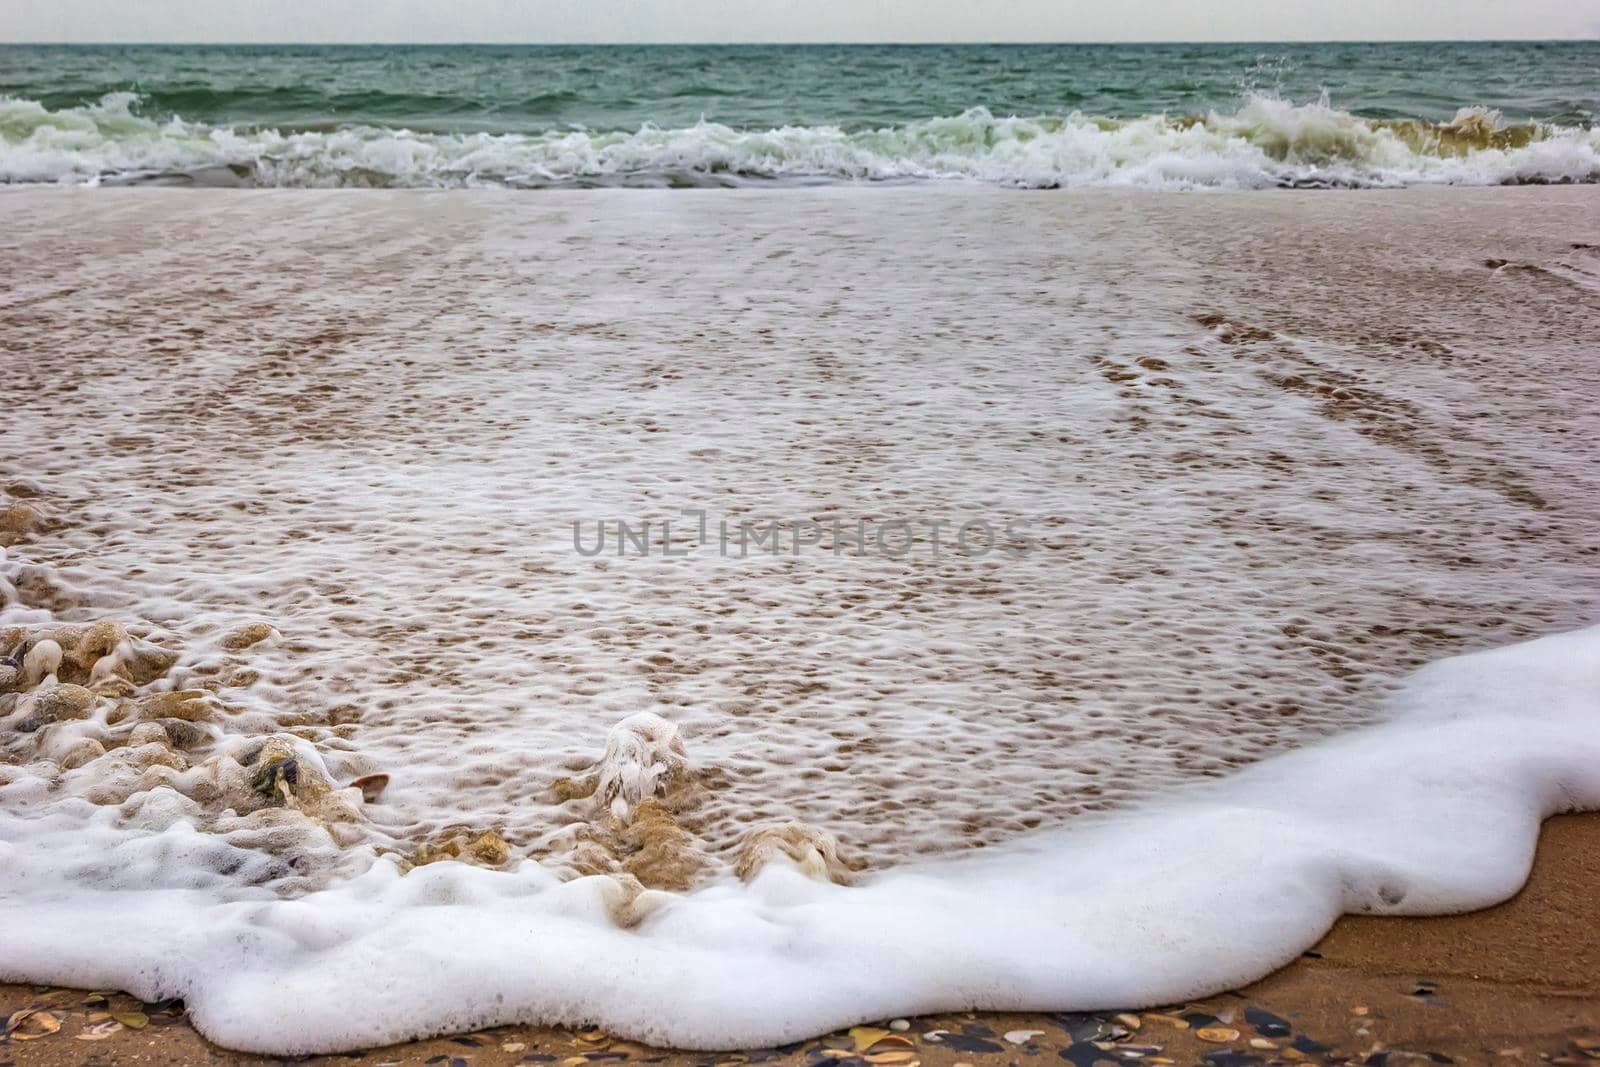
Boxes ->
[2,90,1598,189]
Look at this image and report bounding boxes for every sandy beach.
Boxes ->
[2,186,1598,1058]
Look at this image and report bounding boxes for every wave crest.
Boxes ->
[2,91,1597,189]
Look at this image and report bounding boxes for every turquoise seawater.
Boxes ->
[2,42,1597,187]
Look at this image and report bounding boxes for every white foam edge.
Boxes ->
[1,623,1595,1054]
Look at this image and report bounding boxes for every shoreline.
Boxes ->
[3,186,1598,1060]
[6,813,1597,1063]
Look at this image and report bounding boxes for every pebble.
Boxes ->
[888,1019,910,1032]
[129,722,171,747]
[59,738,107,771]
[221,622,277,651]
[1,501,43,538]
[36,682,95,721]
[134,690,214,722]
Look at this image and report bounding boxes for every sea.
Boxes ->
[1,40,1598,187]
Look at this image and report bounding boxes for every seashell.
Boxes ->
[849,1027,894,1052]
[351,773,390,803]
[76,1020,124,1041]
[4,1008,61,1040]
[1196,1026,1241,1043]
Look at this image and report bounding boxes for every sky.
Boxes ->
[4,0,1599,44]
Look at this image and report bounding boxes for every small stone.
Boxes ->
[1,502,43,539]
[127,743,187,772]
[159,719,208,749]
[134,690,215,722]
[90,674,137,698]
[888,1019,910,1032]
[123,641,178,685]
[1249,1038,1278,1050]
[72,620,129,670]
[60,738,107,770]
[36,683,96,721]
[221,622,277,652]
[129,722,171,747]
[224,667,261,688]
[1244,1007,1291,1038]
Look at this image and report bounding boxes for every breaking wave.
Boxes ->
[3,90,1598,189]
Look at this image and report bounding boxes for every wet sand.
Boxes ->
[3,187,1599,1059]
[6,813,1597,1064]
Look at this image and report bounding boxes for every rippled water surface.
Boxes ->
[2,42,1597,186]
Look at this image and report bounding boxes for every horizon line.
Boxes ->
[4,35,1596,46]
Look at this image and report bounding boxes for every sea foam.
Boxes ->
[1,187,1597,1053]
[1,90,1597,189]
[2,626,1597,1053]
